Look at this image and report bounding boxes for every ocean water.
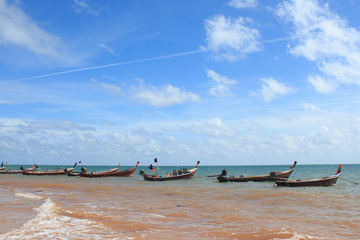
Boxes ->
[0,164,359,240]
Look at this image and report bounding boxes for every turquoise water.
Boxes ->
[6,163,359,189]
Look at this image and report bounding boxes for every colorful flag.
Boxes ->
[149,164,155,173]
[154,158,159,170]
[336,165,343,174]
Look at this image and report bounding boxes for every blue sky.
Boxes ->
[1,0,360,166]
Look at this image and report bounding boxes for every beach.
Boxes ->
[0,164,359,240]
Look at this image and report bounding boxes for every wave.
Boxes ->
[15,192,44,200]
[0,193,115,240]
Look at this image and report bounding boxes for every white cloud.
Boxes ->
[257,78,294,102]
[228,0,258,9]
[132,82,200,107]
[204,15,261,61]
[0,0,60,56]
[308,75,336,94]
[276,0,360,93]
[89,78,200,107]
[207,69,238,97]
[73,0,103,16]
[301,103,326,113]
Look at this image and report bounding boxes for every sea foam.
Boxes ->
[0,193,116,240]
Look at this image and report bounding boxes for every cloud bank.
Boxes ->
[1,112,360,165]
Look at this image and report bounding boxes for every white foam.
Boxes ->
[147,213,166,218]
[0,196,118,239]
[272,229,330,240]
[15,192,44,200]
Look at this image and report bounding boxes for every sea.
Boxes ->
[0,163,359,240]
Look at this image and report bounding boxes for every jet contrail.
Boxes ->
[5,36,297,83]
[8,48,208,83]
[261,36,298,43]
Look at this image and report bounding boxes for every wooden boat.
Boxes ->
[68,163,121,177]
[0,165,35,174]
[217,161,297,182]
[140,161,200,181]
[23,162,77,176]
[275,165,342,187]
[78,162,139,178]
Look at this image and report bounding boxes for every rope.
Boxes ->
[340,177,358,185]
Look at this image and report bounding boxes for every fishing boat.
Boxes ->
[68,163,121,177]
[0,164,36,174]
[23,162,77,176]
[275,165,342,187]
[140,161,200,181]
[217,161,297,182]
[78,162,139,178]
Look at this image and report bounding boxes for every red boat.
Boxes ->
[275,165,342,187]
[23,163,77,176]
[78,162,139,178]
[217,161,297,182]
[140,161,200,181]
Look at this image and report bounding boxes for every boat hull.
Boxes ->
[275,174,340,187]
[217,169,293,182]
[22,163,77,176]
[23,169,72,176]
[142,169,197,181]
[0,170,26,174]
[68,166,120,177]
[0,165,35,174]
[79,167,137,178]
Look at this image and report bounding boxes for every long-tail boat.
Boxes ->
[68,163,121,177]
[140,161,200,181]
[275,165,342,187]
[217,161,297,182]
[0,164,35,174]
[78,162,139,178]
[23,162,77,176]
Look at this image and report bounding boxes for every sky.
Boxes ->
[1,0,360,166]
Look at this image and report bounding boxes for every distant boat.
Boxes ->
[0,164,35,174]
[78,162,139,178]
[140,161,200,181]
[23,162,77,176]
[217,161,297,182]
[275,165,342,187]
